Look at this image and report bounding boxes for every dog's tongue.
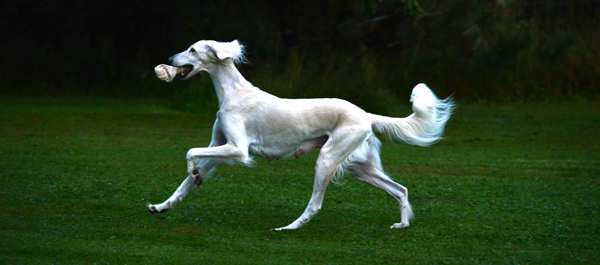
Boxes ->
[178,65,193,78]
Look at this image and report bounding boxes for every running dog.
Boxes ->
[148,40,455,230]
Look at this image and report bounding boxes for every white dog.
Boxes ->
[147,40,455,230]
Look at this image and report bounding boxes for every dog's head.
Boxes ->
[168,40,245,80]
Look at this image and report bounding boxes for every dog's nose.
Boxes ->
[168,55,175,65]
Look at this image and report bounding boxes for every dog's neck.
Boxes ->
[208,60,254,107]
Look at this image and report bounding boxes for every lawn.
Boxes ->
[1,97,599,264]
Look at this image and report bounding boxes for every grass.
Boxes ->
[1,97,599,264]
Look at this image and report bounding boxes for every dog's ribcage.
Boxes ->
[234,96,368,161]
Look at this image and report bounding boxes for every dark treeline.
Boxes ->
[1,0,598,109]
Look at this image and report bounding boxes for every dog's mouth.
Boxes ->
[178,65,194,79]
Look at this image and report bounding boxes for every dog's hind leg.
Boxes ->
[275,126,371,231]
[351,162,413,229]
[273,161,335,230]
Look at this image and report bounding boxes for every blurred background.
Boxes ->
[1,0,598,113]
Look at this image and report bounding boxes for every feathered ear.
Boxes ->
[205,40,246,64]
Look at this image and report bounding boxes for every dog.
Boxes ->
[147,40,455,230]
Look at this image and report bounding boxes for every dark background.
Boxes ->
[1,0,598,110]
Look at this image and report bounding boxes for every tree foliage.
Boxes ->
[1,0,598,103]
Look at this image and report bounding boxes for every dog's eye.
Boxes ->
[190,48,196,53]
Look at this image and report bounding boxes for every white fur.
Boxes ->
[147,40,455,230]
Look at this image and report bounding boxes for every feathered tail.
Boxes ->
[370,83,455,147]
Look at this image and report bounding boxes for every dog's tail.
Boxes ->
[370,83,455,147]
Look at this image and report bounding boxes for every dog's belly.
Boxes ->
[249,135,328,161]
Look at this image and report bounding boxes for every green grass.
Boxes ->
[1,97,599,264]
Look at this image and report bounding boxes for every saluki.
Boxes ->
[147,40,455,230]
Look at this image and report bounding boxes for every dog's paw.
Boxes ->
[272,224,299,231]
[272,226,292,231]
[390,222,410,229]
[147,204,169,215]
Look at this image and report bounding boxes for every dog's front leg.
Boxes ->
[148,157,223,214]
[186,144,251,165]
[187,155,202,181]
[148,175,195,214]
[188,120,226,182]
[148,145,243,215]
